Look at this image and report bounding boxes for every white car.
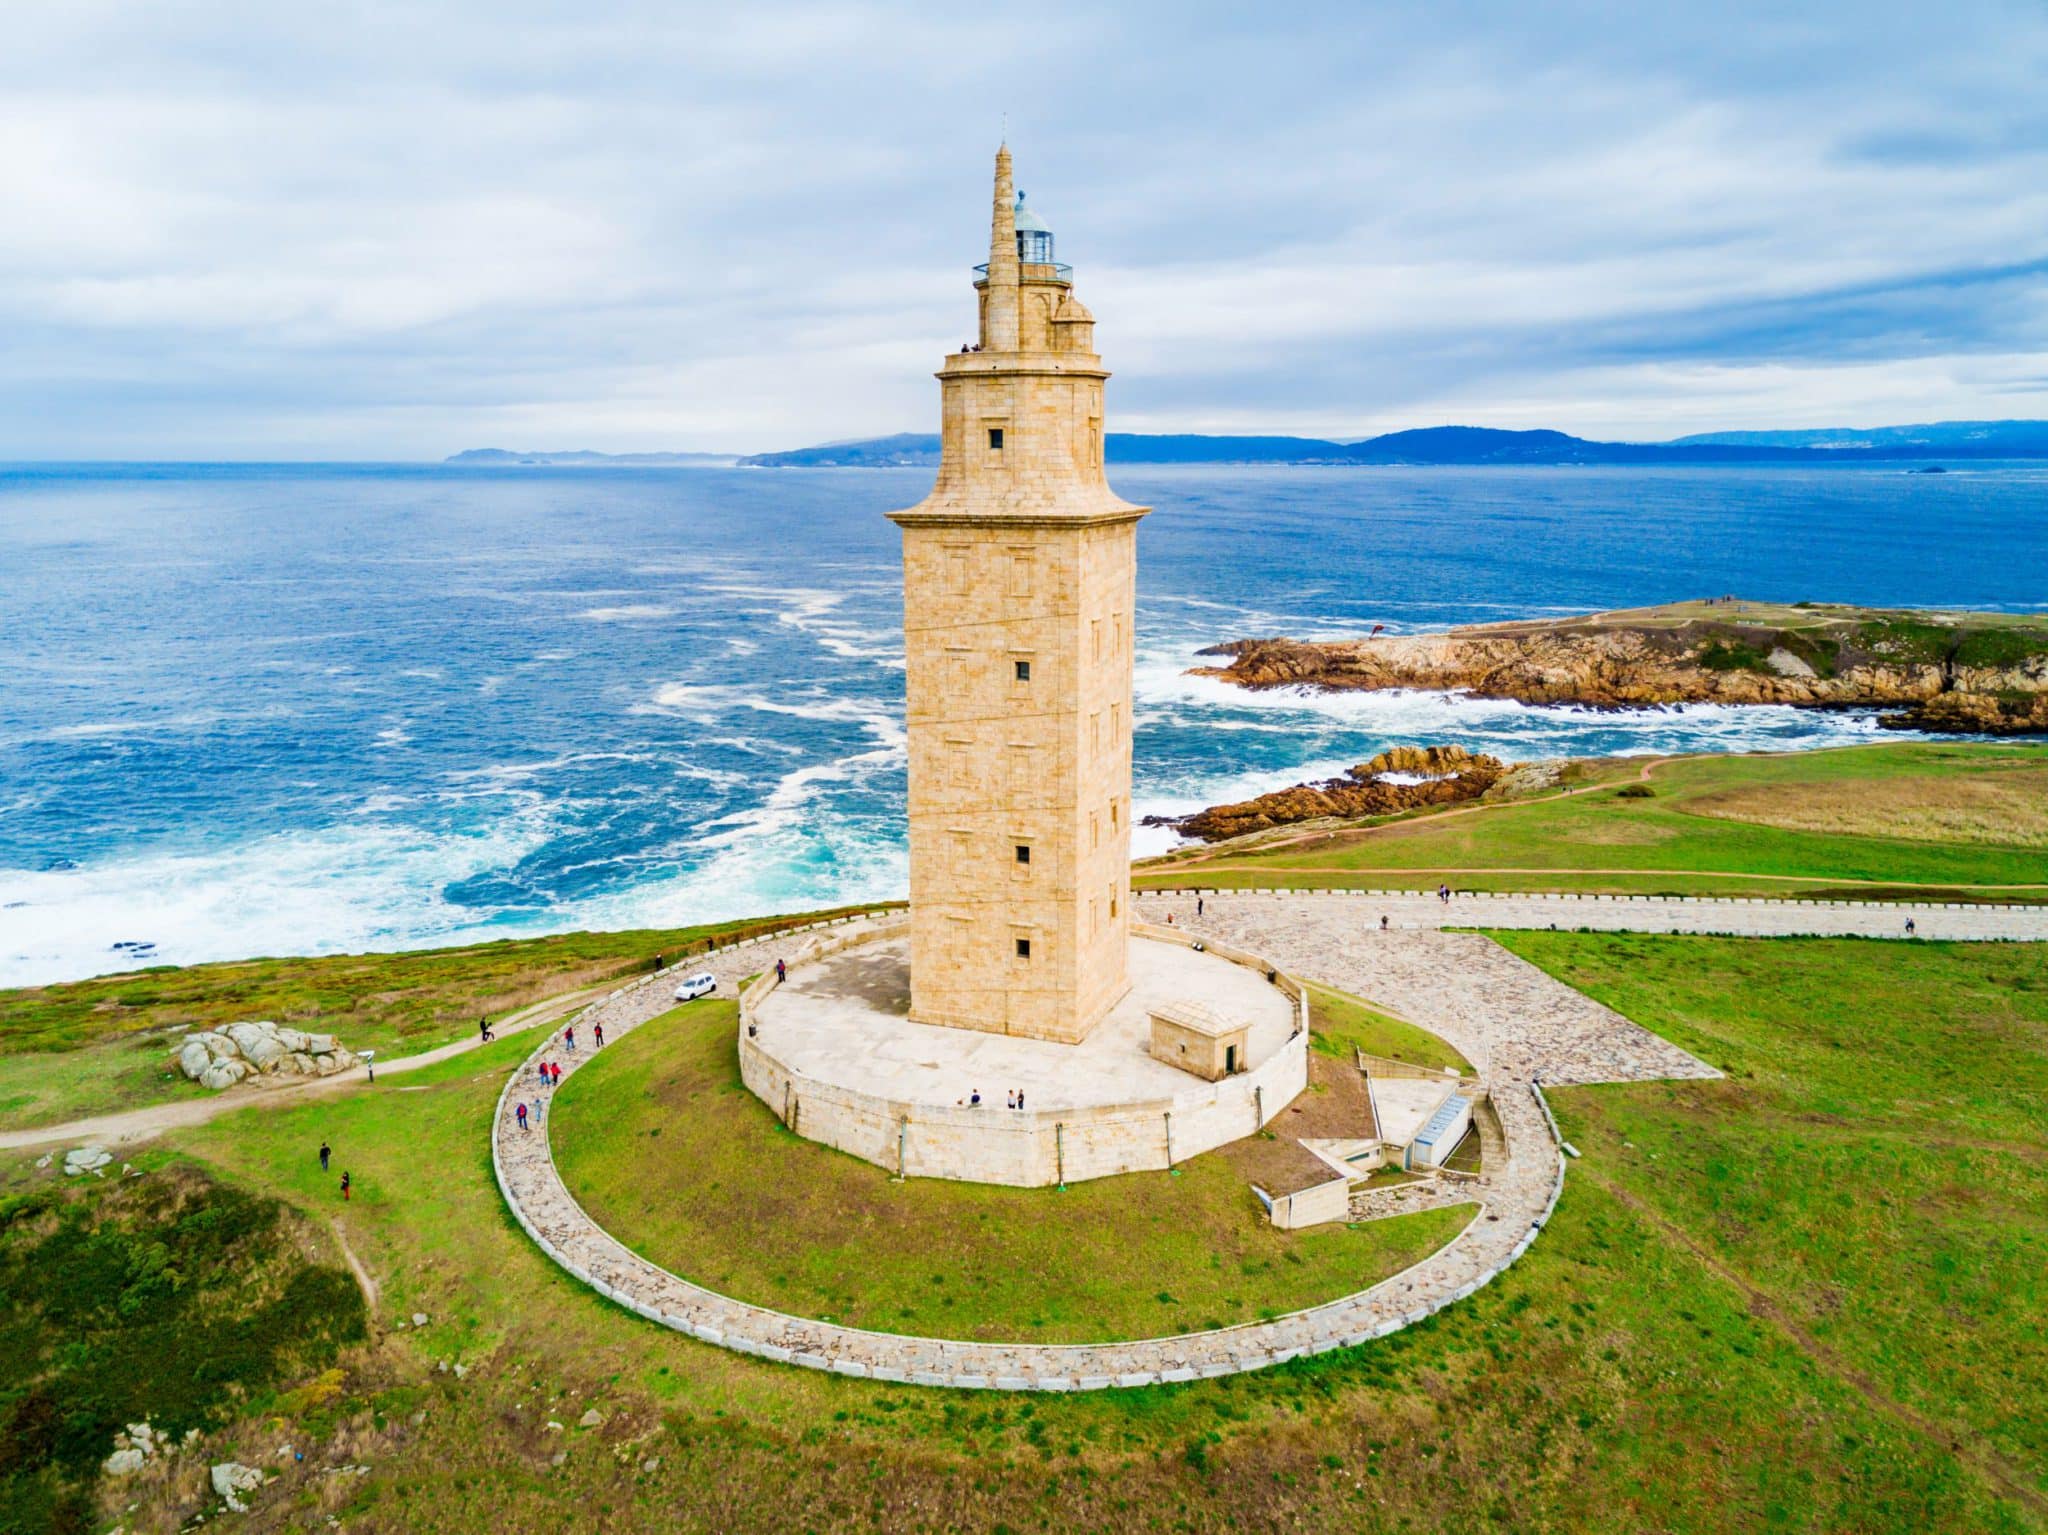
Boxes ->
[673,971,717,1002]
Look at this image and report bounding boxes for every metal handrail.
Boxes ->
[973,261,1073,280]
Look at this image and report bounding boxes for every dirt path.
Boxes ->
[1594,1177,2048,1520]
[0,979,609,1153]
[329,1217,380,1315]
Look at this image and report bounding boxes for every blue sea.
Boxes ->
[3,461,2043,987]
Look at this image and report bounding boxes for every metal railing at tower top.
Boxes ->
[973,261,1073,281]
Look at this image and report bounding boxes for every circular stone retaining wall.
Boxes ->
[491,908,1561,1391]
[735,918,1309,1186]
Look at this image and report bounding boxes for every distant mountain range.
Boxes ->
[732,420,2048,467]
[445,448,740,467]
[449,420,2048,470]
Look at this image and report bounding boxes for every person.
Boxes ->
[970,1088,982,1107]
[478,1015,492,1043]
[1905,917,1917,936]
[1379,914,1389,931]
[776,957,787,983]
[1005,1090,1016,1109]
[564,1025,577,1053]
[516,1102,529,1131]
[1016,1089,1025,1111]
[1166,912,1175,925]
[654,952,664,970]
[1197,896,1204,917]
[1438,883,1451,905]
[593,1021,605,1048]
[319,1140,331,1172]
[340,1171,351,1201]
[550,1061,562,1086]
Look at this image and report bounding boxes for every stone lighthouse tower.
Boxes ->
[889,147,1147,1045]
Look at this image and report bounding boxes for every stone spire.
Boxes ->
[982,144,1019,351]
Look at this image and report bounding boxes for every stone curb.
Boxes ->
[490,910,1567,1391]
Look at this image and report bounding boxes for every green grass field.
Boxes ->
[3,929,2041,1531]
[0,907,890,1133]
[1137,741,2048,899]
[549,999,1469,1343]
[1305,983,1472,1074]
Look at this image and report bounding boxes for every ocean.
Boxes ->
[3,461,2043,987]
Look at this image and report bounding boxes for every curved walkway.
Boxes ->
[491,897,1732,1390]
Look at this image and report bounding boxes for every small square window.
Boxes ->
[988,427,1004,450]
[1015,937,1031,959]
[1014,659,1031,682]
[1015,844,1031,864]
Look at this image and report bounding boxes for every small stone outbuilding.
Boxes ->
[1148,1000,1248,1081]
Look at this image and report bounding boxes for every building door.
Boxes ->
[1225,1044,1237,1075]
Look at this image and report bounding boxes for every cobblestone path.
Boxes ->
[1136,887,2048,943]
[493,895,1747,1390]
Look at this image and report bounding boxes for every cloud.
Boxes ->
[0,0,2043,455]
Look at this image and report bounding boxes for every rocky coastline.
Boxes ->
[1147,745,1566,842]
[1191,600,2048,736]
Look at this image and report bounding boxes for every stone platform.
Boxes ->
[738,919,1306,1186]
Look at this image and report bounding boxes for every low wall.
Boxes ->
[1266,1175,1352,1230]
[737,920,1309,1187]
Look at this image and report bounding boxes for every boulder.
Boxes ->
[305,1033,338,1055]
[191,1030,240,1061]
[578,1408,604,1428]
[177,1039,214,1081]
[225,1022,287,1071]
[64,1146,113,1176]
[211,1461,264,1512]
[288,1052,318,1075]
[199,1059,251,1091]
[274,1027,313,1053]
[312,1053,344,1076]
[103,1446,147,1477]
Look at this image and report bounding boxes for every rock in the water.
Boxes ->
[199,1059,251,1091]
[177,1038,214,1081]
[211,1461,264,1512]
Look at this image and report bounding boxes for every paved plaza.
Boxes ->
[751,933,1295,1115]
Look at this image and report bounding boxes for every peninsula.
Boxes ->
[1195,599,2048,736]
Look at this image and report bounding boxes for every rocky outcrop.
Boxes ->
[1193,600,2048,735]
[174,1021,357,1089]
[64,1145,113,1176]
[102,1421,166,1477]
[212,1460,264,1512]
[1155,745,1507,842]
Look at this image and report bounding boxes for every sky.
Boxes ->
[3,1,2046,459]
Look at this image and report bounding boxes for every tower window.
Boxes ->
[1015,844,1031,865]
[1014,659,1031,682]
[988,427,1004,451]
[1015,937,1031,959]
